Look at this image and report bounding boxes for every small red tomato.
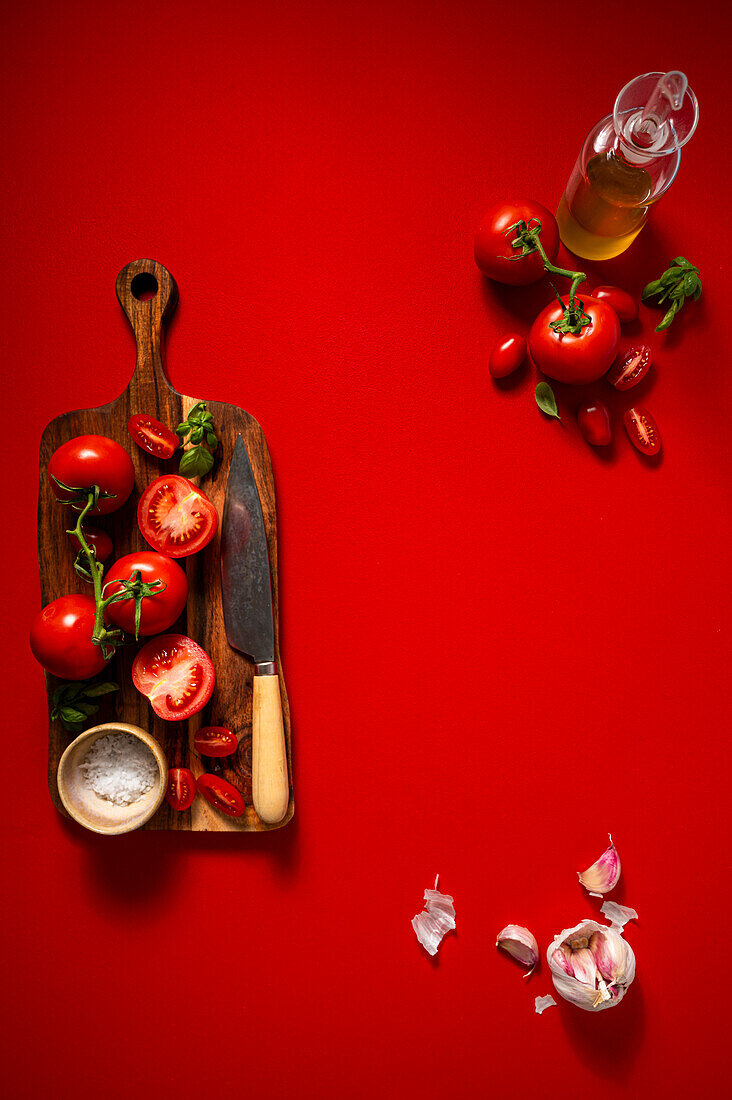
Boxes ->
[68,526,113,563]
[475,199,559,286]
[194,726,238,757]
[624,407,662,456]
[128,413,178,459]
[577,402,612,447]
[197,774,246,817]
[166,767,197,811]
[30,594,110,680]
[591,285,638,323]
[489,333,526,379]
[606,345,652,391]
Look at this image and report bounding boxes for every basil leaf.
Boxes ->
[693,282,702,301]
[59,706,88,725]
[641,279,662,300]
[206,431,217,448]
[179,446,215,478]
[660,266,683,286]
[683,271,697,295]
[535,382,561,420]
[84,681,119,698]
[655,301,680,331]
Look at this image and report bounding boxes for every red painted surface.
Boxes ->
[3,1,729,1095]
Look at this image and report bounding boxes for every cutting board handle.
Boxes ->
[116,259,179,396]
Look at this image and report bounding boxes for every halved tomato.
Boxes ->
[138,475,218,558]
[624,407,662,456]
[606,345,651,391]
[197,774,246,817]
[166,767,197,811]
[194,726,238,757]
[128,413,178,459]
[132,633,215,720]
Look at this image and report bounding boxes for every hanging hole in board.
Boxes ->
[131,272,158,301]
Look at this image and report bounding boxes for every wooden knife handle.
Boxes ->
[252,672,289,824]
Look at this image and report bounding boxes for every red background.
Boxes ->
[3,1,729,1096]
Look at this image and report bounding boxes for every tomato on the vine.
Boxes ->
[128,413,178,460]
[194,726,238,757]
[68,526,113,564]
[474,200,559,286]
[104,552,188,636]
[529,296,620,385]
[48,436,135,515]
[30,594,109,680]
[138,475,218,558]
[606,345,651,391]
[591,285,638,323]
[165,767,197,811]
[489,333,527,379]
[624,407,662,456]
[132,633,215,721]
[577,402,612,447]
[197,774,246,817]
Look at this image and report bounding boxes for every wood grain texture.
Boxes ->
[37,259,293,831]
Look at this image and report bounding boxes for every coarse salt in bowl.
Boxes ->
[57,723,168,835]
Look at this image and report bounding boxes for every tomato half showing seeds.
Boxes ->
[197,774,246,817]
[104,552,188,636]
[489,333,527,379]
[68,526,113,563]
[606,345,652,391]
[30,594,109,680]
[194,726,238,757]
[132,634,215,721]
[138,475,218,558]
[624,407,662,456]
[591,285,638,323]
[474,199,559,286]
[49,435,135,515]
[128,413,178,459]
[529,296,620,385]
[166,767,197,811]
[577,401,612,447]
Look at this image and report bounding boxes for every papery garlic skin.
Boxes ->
[547,919,636,1012]
[496,925,539,976]
[578,835,621,896]
[412,876,456,956]
[535,994,557,1014]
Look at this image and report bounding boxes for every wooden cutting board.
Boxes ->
[37,259,293,831]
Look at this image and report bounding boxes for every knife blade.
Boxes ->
[221,434,289,824]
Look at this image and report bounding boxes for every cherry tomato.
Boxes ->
[624,407,662,456]
[128,413,178,459]
[104,552,188,636]
[197,774,246,817]
[30,594,109,680]
[68,526,113,563]
[577,401,612,447]
[132,633,215,721]
[165,767,197,811]
[48,435,135,515]
[138,475,218,558]
[194,726,238,757]
[591,285,638,323]
[489,333,527,379]
[529,296,620,385]
[606,345,652,391]
[474,200,559,286]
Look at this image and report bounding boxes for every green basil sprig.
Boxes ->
[51,680,119,733]
[642,257,702,331]
[177,402,218,478]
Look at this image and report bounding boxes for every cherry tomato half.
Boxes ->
[606,345,652,391]
[194,726,238,757]
[624,407,662,456]
[577,402,612,447]
[128,413,178,459]
[489,333,527,379]
[591,285,638,323]
[104,552,188,636]
[48,435,135,515]
[166,767,197,811]
[197,774,246,817]
[132,633,215,721]
[475,200,559,286]
[138,475,218,558]
[68,526,113,563]
[30,594,110,680]
[529,296,620,385]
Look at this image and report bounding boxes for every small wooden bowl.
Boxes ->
[57,722,168,835]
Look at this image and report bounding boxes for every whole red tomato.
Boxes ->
[529,296,620,385]
[30,594,109,680]
[49,435,135,515]
[474,200,559,286]
[104,552,188,636]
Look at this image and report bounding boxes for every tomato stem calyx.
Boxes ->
[507,219,591,336]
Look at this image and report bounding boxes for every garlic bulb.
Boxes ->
[547,918,636,1011]
[412,876,456,956]
[496,925,539,976]
[578,835,621,896]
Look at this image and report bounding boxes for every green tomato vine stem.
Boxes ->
[507,218,592,336]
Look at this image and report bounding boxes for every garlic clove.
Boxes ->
[589,930,626,983]
[535,994,557,1014]
[569,947,598,985]
[551,946,574,976]
[496,925,539,976]
[578,834,621,896]
[412,875,456,956]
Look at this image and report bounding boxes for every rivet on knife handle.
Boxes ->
[252,664,289,824]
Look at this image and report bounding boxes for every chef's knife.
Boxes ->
[221,434,289,824]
